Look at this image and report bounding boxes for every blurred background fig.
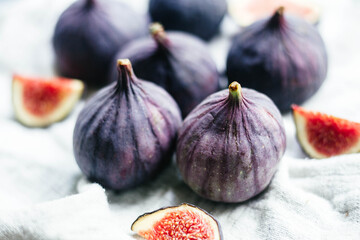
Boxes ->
[176,82,286,203]
[73,59,182,191]
[228,0,320,27]
[114,23,220,117]
[149,0,227,41]
[53,0,147,89]
[226,7,328,112]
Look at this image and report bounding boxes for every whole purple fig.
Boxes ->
[226,7,328,112]
[113,23,219,117]
[73,59,182,191]
[149,0,227,41]
[176,82,286,203]
[53,0,147,88]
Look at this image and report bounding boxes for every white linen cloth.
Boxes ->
[0,0,359,239]
[0,184,124,240]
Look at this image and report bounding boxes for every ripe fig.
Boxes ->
[53,0,146,88]
[229,0,320,27]
[12,74,84,127]
[114,23,219,117]
[226,7,328,112]
[149,0,227,41]
[132,203,223,240]
[292,105,360,159]
[177,82,286,203]
[73,59,182,191]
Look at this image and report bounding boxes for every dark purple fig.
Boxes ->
[226,7,328,112]
[113,23,220,117]
[73,59,182,191]
[149,0,227,41]
[53,0,147,88]
[176,82,286,203]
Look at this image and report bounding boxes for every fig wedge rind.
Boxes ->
[292,104,360,159]
[12,75,84,127]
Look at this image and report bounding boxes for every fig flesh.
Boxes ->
[12,74,84,127]
[73,59,182,191]
[53,0,146,88]
[149,0,227,41]
[114,23,219,117]
[229,0,320,27]
[131,203,223,240]
[292,105,360,159]
[176,82,286,203]
[226,7,328,112]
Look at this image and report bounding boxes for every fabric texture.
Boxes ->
[0,0,359,239]
[0,184,124,240]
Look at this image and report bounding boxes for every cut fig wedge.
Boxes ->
[229,0,320,27]
[292,105,360,159]
[131,203,223,240]
[12,74,84,127]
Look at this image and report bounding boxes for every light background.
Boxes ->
[0,0,359,239]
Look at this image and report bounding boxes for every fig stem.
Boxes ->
[268,6,285,28]
[85,0,96,8]
[229,81,242,102]
[116,59,134,92]
[150,23,170,47]
[276,6,285,16]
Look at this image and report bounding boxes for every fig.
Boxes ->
[292,105,360,159]
[114,23,219,117]
[73,59,182,191]
[131,203,223,240]
[149,0,227,41]
[226,7,328,112]
[229,0,320,27]
[53,0,146,88]
[176,82,286,203]
[12,74,84,127]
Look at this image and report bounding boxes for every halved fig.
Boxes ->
[229,0,320,27]
[12,74,84,127]
[131,203,223,240]
[292,105,360,159]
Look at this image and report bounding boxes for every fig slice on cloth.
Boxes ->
[292,104,360,159]
[131,203,223,240]
[12,74,84,127]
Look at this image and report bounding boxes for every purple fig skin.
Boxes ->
[53,0,147,88]
[149,0,227,41]
[73,59,182,191]
[226,7,328,112]
[113,23,219,117]
[176,82,286,203]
